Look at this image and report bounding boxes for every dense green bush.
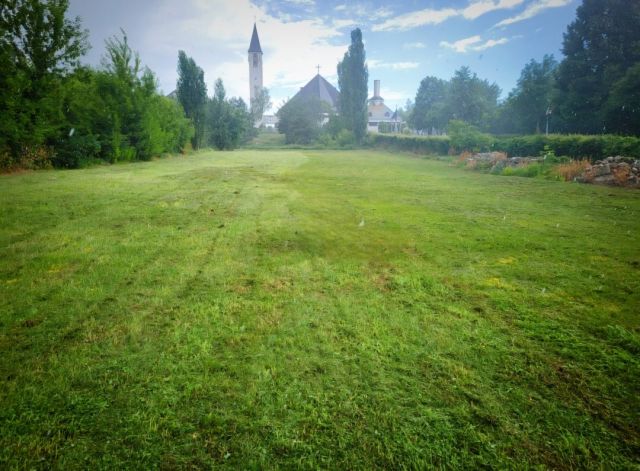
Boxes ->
[53,134,101,168]
[448,120,493,153]
[500,163,544,178]
[1,22,193,171]
[54,35,194,168]
[493,134,640,161]
[368,134,450,155]
[369,131,640,161]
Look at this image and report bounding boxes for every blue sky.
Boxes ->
[68,0,579,111]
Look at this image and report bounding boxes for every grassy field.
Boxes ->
[1,149,639,469]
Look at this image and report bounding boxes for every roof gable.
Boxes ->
[293,74,340,110]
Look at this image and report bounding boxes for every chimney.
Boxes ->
[374,79,380,97]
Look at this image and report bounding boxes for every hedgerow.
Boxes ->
[369,132,640,161]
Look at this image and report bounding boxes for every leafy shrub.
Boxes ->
[336,129,356,147]
[369,134,450,155]
[53,134,101,168]
[501,163,543,178]
[493,134,640,161]
[368,130,640,163]
[448,120,493,152]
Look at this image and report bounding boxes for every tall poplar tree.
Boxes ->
[176,51,207,149]
[337,28,368,143]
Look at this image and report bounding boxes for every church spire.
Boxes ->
[248,23,262,54]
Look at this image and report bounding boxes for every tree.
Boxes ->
[177,51,207,149]
[554,0,640,134]
[207,79,252,150]
[0,0,88,155]
[502,55,558,134]
[337,28,368,143]
[446,67,500,130]
[409,76,448,133]
[54,32,193,166]
[604,63,640,136]
[276,96,326,144]
[251,87,272,124]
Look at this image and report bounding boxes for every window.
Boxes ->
[253,55,259,67]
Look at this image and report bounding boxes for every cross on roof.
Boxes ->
[316,64,321,75]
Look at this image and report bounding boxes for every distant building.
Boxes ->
[261,115,279,129]
[289,73,340,112]
[367,80,401,133]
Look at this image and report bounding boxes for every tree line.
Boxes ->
[0,0,256,171]
[409,0,640,136]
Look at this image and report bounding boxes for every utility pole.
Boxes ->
[545,106,552,136]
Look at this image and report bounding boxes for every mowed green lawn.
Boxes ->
[1,149,639,469]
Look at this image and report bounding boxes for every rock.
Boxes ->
[593,174,616,185]
[592,164,611,177]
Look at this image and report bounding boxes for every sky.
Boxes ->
[68,0,579,112]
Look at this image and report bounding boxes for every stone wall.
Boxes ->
[576,156,640,188]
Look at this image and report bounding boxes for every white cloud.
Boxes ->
[284,0,315,5]
[332,19,357,29]
[403,42,427,49]
[372,8,458,31]
[462,0,524,19]
[371,7,394,20]
[368,59,420,70]
[440,35,511,53]
[440,35,483,53]
[372,0,525,32]
[473,37,510,50]
[494,0,572,27]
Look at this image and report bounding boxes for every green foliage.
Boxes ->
[207,79,254,150]
[276,96,326,145]
[54,34,193,167]
[176,50,207,149]
[554,0,640,134]
[337,28,368,143]
[500,163,544,178]
[494,134,640,161]
[336,129,356,147]
[409,76,448,133]
[497,55,557,134]
[447,67,500,130]
[0,0,88,158]
[448,120,493,152]
[250,87,272,124]
[368,134,450,155]
[605,63,640,136]
[409,67,499,133]
[53,133,101,168]
[369,130,640,161]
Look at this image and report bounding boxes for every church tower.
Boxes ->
[248,23,263,109]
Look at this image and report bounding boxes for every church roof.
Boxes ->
[293,74,340,110]
[248,23,262,53]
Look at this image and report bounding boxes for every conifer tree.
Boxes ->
[176,51,207,149]
[337,28,368,143]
